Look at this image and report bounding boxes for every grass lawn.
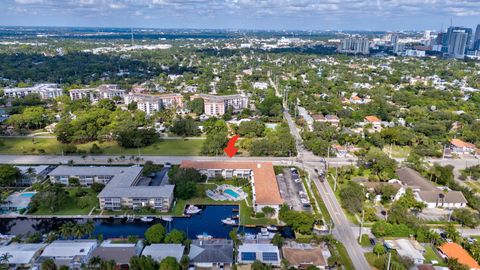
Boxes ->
[424,245,446,265]
[29,188,98,215]
[365,252,377,268]
[310,181,332,224]
[382,145,411,159]
[465,181,480,193]
[360,234,371,247]
[0,137,203,156]
[335,241,355,270]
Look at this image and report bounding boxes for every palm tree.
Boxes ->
[0,252,13,266]
[59,222,74,239]
[87,256,103,270]
[100,260,116,270]
[72,224,86,239]
[84,220,95,238]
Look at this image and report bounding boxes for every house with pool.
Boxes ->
[181,161,284,214]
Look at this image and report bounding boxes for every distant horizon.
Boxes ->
[0,0,479,32]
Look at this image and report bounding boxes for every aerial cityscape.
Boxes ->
[0,1,480,270]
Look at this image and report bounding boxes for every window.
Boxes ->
[241,252,256,261]
[262,252,278,261]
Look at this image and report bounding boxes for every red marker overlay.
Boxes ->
[224,134,240,158]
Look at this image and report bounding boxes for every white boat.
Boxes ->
[126,215,135,222]
[140,217,154,222]
[257,228,275,240]
[221,218,238,226]
[161,216,173,222]
[197,232,213,240]
[238,233,256,240]
[266,225,278,231]
[185,205,202,215]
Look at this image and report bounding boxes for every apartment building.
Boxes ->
[4,84,64,100]
[191,94,249,116]
[124,93,183,115]
[48,166,174,211]
[69,84,125,102]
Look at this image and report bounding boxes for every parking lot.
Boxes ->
[276,167,312,212]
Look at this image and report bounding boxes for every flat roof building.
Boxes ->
[124,93,184,115]
[4,84,64,100]
[38,240,98,270]
[91,240,143,266]
[48,166,174,211]
[69,84,125,102]
[384,239,425,265]
[191,94,249,116]
[181,161,283,213]
[0,243,45,267]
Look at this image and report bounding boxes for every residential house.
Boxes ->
[38,240,98,270]
[416,191,467,209]
[0,243,45,268]
[91,240,144,267]
[141,244,185,262]
[438,243,480,270]
[181,161,283,213]
[253,82,269,90]
[396,167,467,209]
[363,116,382,132]
[384,239,425,265]
[238,243,281,266]
[48,166,174,211]
[312,114,340,127]
[188,239,233,269]
[281,243,327,269]
[450,139,477,155]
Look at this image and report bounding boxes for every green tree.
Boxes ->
[339,182,365,214]
[41,258,57,270]
[188,98,204,115]
[159,257,180,270]
[164,229,186,244]
[180,255,189,270]
[129,255,158,270]
[271,233,284,248]
[0,165,20,187]
[373,243,385,257]
[144,224,166,244]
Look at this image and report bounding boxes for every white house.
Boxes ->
[38,240,97,269]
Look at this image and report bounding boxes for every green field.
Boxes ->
[0,137,203,156]
[29,188,98,215]
[382,145,411,159]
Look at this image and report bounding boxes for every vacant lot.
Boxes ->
[0,138,203,156]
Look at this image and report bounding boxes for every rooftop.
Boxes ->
[0,243,45,265]
[91,241,142,264]
[365,115,381,123]
[181,161,283,205]
[141,244,185,262]
[384,239,425,261]
[417,190,467,204]
[238,243,279,253]
[451,138,477,149]
[40,240,97,258]
[439,242,480,270]
[281,245,326,267]
[396,167,436,191]
[189,239,233,264]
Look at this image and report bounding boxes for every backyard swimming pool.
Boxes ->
[224,189,240,198]
[19,192,36,197]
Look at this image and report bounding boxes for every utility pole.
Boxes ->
[334,166,338,192]
[386,252,392,270]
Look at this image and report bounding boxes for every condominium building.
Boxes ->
[3,84,64,100]
[338,37,370,55]
[69,84,125,102]
[124,93,184,115]
[48,166,174,211]
[191,94,249,116]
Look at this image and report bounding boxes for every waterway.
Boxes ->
[0,205,292,239]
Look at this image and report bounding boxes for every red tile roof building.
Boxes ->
[181,161,283,213]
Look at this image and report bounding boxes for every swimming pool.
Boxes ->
[224,189,240,198]
[19,192,36,197]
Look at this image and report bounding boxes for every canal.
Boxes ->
[0,205,292,239]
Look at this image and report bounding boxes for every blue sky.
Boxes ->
[0,0,479,31]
